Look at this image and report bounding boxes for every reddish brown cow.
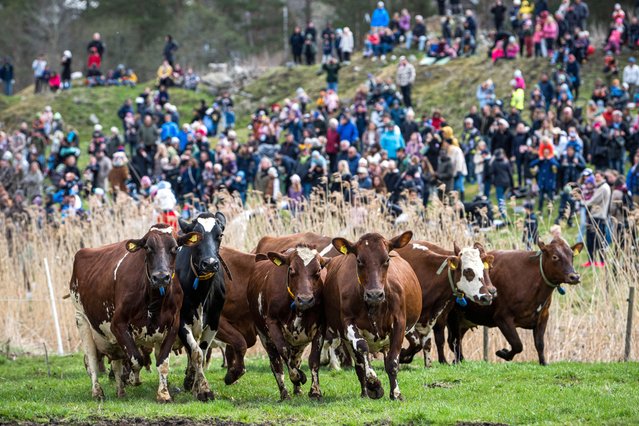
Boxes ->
[248,246,329,400]
[70,224,202,401]
[211,247,259,385]
[395,241,496,366]
[324,232,421,400]
[432,237,583,365]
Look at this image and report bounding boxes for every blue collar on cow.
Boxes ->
[436,259,467,307]
[532,251,565,295]
[190,255,215,290]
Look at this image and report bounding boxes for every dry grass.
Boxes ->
[1,189,637,364]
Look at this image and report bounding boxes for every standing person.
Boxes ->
[32,54,47,94]
[486,148,513,217]
[396,56,416,108]
[87,32,105,58]
[304,21,317,43]
[490,0,507,31]
[371,2,390,30]
[340,27,354,63]
[1,58,14,96]
[163,35,178,66]
[522,200,539,250]
[319,57,341,93]
[623,57,639,97]
[583,170,611,267]
[626,150,639,206]
[573,0,589,30]
[61,50,72,90]
[566,53,581,100]
[303,34,317,65]
[290,26,305,64]
[530,139,560,211]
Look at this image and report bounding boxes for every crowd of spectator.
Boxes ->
[1,1,638,268]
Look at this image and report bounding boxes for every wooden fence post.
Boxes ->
[483,327,489,362]
[625,287,635,361]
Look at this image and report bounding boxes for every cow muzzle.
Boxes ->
[151,271,172,288]
[296,295,316,311]
[475,292,494,306]
[364,289,385,305]
[566,272,581,284]
[199,257,220,274]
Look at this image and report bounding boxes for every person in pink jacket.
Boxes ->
[542,14,558,56]
[506,37,520,59]
[492,40,505,63]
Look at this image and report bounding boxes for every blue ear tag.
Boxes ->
[456,297,468,307]
[193,277,199,290]
[159,287,166,296]
[557,286,566,296]
[290,301,297,311]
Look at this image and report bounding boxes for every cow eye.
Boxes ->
[218,234,224,240]
[357,258,364,267]
[170,246,178,255]
[552,255,559,261]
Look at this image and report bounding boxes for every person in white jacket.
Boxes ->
[623,57,639,96]
[340,27,354,63]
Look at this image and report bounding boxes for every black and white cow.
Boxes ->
[174,211,227,401]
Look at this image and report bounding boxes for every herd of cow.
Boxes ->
[69,212,584,402]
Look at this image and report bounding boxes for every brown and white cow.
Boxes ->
[248,246,329,400]
[70,224,202,401]
[253,232,338,257]
[324,232,421,400]
[395,241,496,366]
[433,237,583,365]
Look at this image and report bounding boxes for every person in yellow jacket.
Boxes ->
[156,60,173,87]
[518,0,534,19]
[510,79,525,112]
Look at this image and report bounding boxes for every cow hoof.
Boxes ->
[366,381,384,400]
[157,397,172,404]
[308,391,322,400]
[390,393,404,401]
[495,349,512,361]
[92,387,105,401]
[297,369,307,385]
[183,374,195,391]
[116,389,126,398]
[279,392,291,401]
[196,391,215,402]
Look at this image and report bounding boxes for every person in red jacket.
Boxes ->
[87,47,101,70]
[326,117,340,173]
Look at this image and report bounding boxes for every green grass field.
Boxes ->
[1,353,637,425]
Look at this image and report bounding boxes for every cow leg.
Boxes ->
[446,313,467,364]
[399,330,421,364]
[533,307,550,366]
[421,334,433,368]
[154,342,172,403]
[265,320,306,394]
[433,322,448,364]
[217,320,247,385]
[183,324,214,402]
[495,318,523,361]
[178,325,196,392]
[111,319,145,376]
[308,331,323,399]
[385,320,406,401]
[75,312,104,400]
[288,346,307,395]
[261,335,290,401]
[112,359,126,398]
[345,323,383,399]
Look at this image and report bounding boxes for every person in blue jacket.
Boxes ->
[380,121,405,160]
[337,114,359,144]
[371,1,390,29]
[530,141,560,211]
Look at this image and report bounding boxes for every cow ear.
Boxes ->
[447,256,460,271]
[332,238,355,256]
[453,242,461,256]
[178,218,194,233]
[483,254,495,269]
[537,238,547,251]
[318,256,331,269]
[215,212,226,231]
[390,231,413,250]
[571,242,584,256]
[178,232,202,247]
[126,238,145,253]
[267,252,288,267]
[473,242,485,253]
[255,253,269,262]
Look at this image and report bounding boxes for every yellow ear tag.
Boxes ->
[127,242,137,251]
[449,261,457,270]
[172,272,175,279]
[573,248,580,256]
[273,257,283,266]
[340,246,348,255]
[484,262,490,270]
[189,234,199,243]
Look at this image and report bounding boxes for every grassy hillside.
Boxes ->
[0,354,637,424]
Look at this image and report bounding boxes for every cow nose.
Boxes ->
[200,257,219,272]
[488,287,498,296]
[478,293,493,305]
[152,271,171,286]
[568,273,581,283]
[296,295,315,309]
[364,289,385,304]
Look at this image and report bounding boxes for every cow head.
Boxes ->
[537,237,583,285]
[446,242,497,306]
[126,224,202,290]
[179,212,226,279]
[264,246,330,311]
[332,231,412,307]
